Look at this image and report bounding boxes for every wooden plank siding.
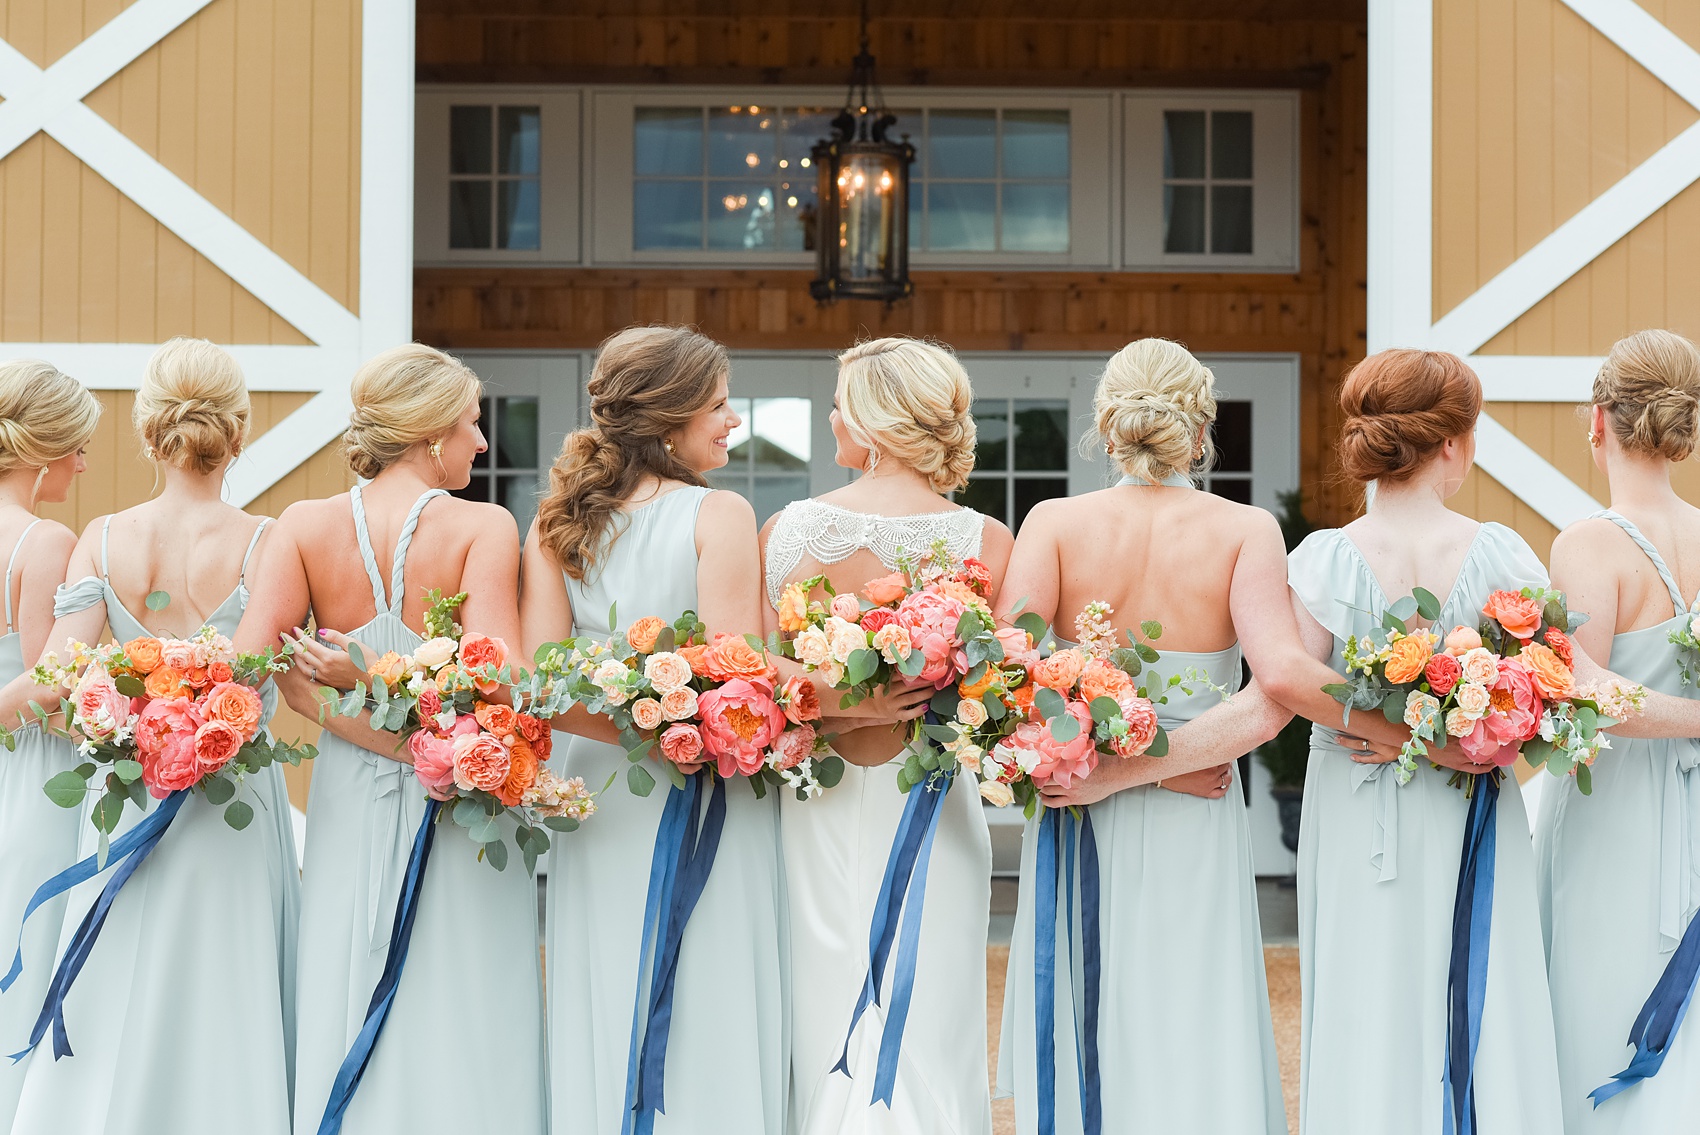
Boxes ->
[415,1,1374,528]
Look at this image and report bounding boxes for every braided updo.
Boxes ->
[0,360,101,475]
[1337,349,1482,483]
[837,337,977,493]
[344,345,482,480]
[1094,338,1217,485]
[1593,329,1700,462]
[133,338,250,475]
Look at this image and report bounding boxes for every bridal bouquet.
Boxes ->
[1325,585,1645,792]
[524,610,839,800]
[317,588,594,873]
[31,627,315,854]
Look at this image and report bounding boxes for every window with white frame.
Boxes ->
[1122,92,1298,272]
[904,108,1071,253]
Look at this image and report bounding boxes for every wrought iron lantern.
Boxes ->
[809,7,914,303]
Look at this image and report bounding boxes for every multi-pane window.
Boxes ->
[707,397,813,523]
[903,109,1070,253]
[633,106,833,252]
[1205,400,1253,503]
[451,396,542,535]
[450,106,542,250]
[956,399,1070,531]
[1161,110,1253,255]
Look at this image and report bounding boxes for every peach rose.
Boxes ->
[793,626,832,669]
[1032,648,1088,692]
[413,637,458,671]
[134,696,204,798]
[497,736,538,808]
[474,700,518,739]
[677,643,711,677]
[701,635,772,683]
[1444,626,1484,656]
[452,732,512,793]
[161,640,198,673]
[956,696,988,728]
[193,719,244,773]
[829,593,862,623]
[145,666,189,699]
[1113,695,1160,757]
[123,636,164,675]
[658,722,705,768]
[201,681,265,741]
[872,624,912,665]
[1079,659,1135,704]
[73,673,131,742]
[627,616,667,654]
[1483,590,1543,641]
[979,779,1015,807]
[631,697,665,731]
[826,617,865,665]
[994,628,1040,671]
[206,660,234,685]
[770,723,817,770]
[1383,634,1433,685]
[863,572,909,606]
[1519,642,1574,700]
[368,650,409,685]
[1454,681,1492,719]
[1460,648,1499,687]
[660,686,699,722]
[777,585,811,633]
[457,633,510,693]
[1445,708,1476,738]
[409,730,458,800]
[779,676,821,724]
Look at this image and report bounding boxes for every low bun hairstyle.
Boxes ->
[0,361,101,474]
[1094,338,1217,485]
[133,338,249,475]
[344,345,482,480]
[837,337,976,494]
[1592,329,1700,462]
[536,326,727,580]
[1337,349,1482,483]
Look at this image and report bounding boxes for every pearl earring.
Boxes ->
[1588,431,1601,448]
[665,439,676,455]
[429,440,443,458]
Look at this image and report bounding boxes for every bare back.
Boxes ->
[1553,497,1700,669]
[83,498,265,638]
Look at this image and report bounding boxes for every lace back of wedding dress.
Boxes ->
[764,498,984,608]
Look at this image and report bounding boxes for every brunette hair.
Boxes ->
[536,326,728,580]
[1093,338,1217,484]
[134,338,249,474]
[344,345,482,479]
[837,337,976,493]
[1337,349,1482,483]
[1592,329,1700,461]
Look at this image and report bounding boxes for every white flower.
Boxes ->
[794,626,831,669]
[1444,708,1475,738]
[979,779,1014,807]
[413,637,458,671]
[1538,711,1557,742]
[1690,612,1700,638]
[825,616,864,664]
[1454,681,1492,719]
[1459,648,1499,687]
[956,697,988,728]
[1403,690,1441,732]
[955,743,984,774]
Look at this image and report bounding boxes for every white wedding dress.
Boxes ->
[765,498,993,1135]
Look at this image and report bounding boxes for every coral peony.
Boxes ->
[1017,702,1098,790]
[695,678,787,777]
[134,697,204,798]
[894,590,968,688]
[1483,590,1543,641]
[1485,658,1542,746]
[409,730,458,800]
[417,683,444,721]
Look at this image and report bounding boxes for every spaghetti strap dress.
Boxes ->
[9,517,301,1135]
[1535,510,1700,1133]
[0,520,84,1129]
[544,486,787,1135]
[1289,523,1563,1135]
[997,642,1285,1134]
[290,486,545,1135]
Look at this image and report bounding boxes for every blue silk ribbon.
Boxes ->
[3,788,188,1061]
[1034,806,1102,1135]
[627,770,727,1135]
[834,763,955,1107]
[1589,898,1700,1106]
[1443,774,1498,1135]
[314,799,440,1135]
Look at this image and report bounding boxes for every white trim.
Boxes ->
[1560,0,1700,110]
[223,388,356,507]
[1468,355,1603,402]
[1367,0,1434,348]
[1473,415,1602,529]
[0,344,348,392]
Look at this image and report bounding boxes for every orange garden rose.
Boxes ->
[451,732,511,793]
[202,681,265,740]
[496,736,538,808]
[1383,634,1434,685]
[457,633,510,694]
[144,666,189,699]
[474,700,518,739]
[206,660,234,685]
[1483,590,1544,641]
[1007,682,1038,719]
[368,651,409,684]
[1078,659,1135,703]
[626,616,667,654]
[1520,642,1574,699]
[700,635,772,682]
[1032,648,1088,692]
[1544,627,1576,668]
[677,643,711,677]
[123,637,164,675]
[862,572,909,606]
[193,719,244,772]
[959,668,997,702]
[776,585,810,633]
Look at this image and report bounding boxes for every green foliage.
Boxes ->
[144,590,171,612]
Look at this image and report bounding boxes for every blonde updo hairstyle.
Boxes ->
[1094,338,1217,484]
[837,337,976,493]
[1337,349,1482,483]
[1592,329,1700,462]
[133,338,249,475]
[0,360,102,476]
[344,344,482,480]
[537,326,727,581]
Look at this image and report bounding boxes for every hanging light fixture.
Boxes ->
[809,0,914,304]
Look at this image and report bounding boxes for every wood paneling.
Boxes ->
[0,0,137,69]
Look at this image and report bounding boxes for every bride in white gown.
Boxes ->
[760,338,1012,1135]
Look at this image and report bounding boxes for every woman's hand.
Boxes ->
[283,627,374,691]
[1038,759,1141,808]
[1340,733,1403,765]
[823,681,934,725]
[1155,764,1237,799]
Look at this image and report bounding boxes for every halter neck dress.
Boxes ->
[766,498,993,1135]
[544,486,786,1135]
[1535,510,1700,1132]
[290,486,545,1135]
[1289,523,1563,1135]
[0,520,83,1129]
[9,516,301,1135]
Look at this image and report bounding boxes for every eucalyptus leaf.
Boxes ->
[1381,690,1407,724]
[344,639,368,673]
[483,838,509,872]
[1389,595,1418,623]
[1140,619,1163,641]
[453,798,484,828]
[655,625,676,653]
[955,611,980,640]
[1412,587,1441,621]
[1144,726,1169,758]
[627,764,656,797]
[664,760,686,791]
[464,813,501,844]
[115,675,145,699]
[1381,610,1407,635]
[847,648,880,686]
[930,687,962,720]
[522,842,541,877]
[110,758,141,783]
[1134,643,1160,664]
[1014,611,1047,644]
[743,633,766,653]
[1521,738,1553,769]
[124,775,149,808]
[543,815,581,833]
[203,775,236,805]
[42,770,88,809]
[1048,713,1081,743]
[1089,696,1122,724]
[145,589,171,612]
[1033,686,1067,722]
[750,774,768,800]
[897,650,926,679]
[92,790,126,834]
[1576,762,1593,796]
[983,691,1007,721]
[816,755,845,789]
[224,800,254,830]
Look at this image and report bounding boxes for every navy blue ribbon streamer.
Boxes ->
[314,799,440,1135]
[632,771,724,1135]
[1443,774,1499,1135]
[1590,895,1700,1106]
[3,789,188,1061]
[620,780,693,1135]
[1033,807,1102,1135]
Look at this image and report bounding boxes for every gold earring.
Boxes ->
[665,439,676,455]
[429,440,443,458]
[1588,431,1601,448]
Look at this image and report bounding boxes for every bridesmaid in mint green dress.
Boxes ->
[1540,330,1700,1133]
[237,345,543,1135]
[0,360,100,1130]
[0,341,299,1135]
[521,326,785,1135]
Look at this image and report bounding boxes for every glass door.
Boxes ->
[448,352,583,537]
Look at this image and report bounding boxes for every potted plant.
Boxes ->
[1258,488,1314,854]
